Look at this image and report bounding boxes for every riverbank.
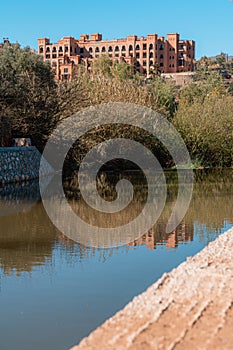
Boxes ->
[71,227,233,350]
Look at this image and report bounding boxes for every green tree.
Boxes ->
[0,43,59,149]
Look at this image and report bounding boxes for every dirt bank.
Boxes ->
[71,227,233,350]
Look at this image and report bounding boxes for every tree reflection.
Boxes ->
[0,169,232,275]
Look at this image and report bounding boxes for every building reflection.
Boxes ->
[127,222,193,250]
[0,169,232,275]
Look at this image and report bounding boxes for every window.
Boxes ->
[143,52,147,58]
[160,54,164,59]
[46,47,50,52]
[52,54,56,59]
[149,43,153,50]
[143,44,147,50]
[159,44,164,50]
[95,47,99,52]
[115,46,119,52]
[109,54,112,57]
[129,45,133,51]
[143,69,147,75]
[149,60,153,66]
[59,46,63,52]
[149,52,153,58]
[136,60,140,66]
[143,60,147,66]
[108,46,113,52]
[136,44,140,50]
[122,53,125,57]
[80,47,84,53]
[64,68,68,73]
[46,54,50,59]
[115,54,119,57]
[136,52,140,58]
[101,46,106,52]
[39,47,43,53]
[52,47,57,52]
[65,46,69,53]
[179,59,184,67]
[89,47,93,53]
[160,62,164,67]
[122,45,126,51]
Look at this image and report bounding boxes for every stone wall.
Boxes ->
[0,146,53,185]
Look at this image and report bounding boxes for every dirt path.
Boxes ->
[71,228,233,350]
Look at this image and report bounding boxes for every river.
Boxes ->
[0,169,232,350]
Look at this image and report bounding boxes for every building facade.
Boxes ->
[38,32,195,80]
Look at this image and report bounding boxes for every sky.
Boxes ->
[0,0,232,59]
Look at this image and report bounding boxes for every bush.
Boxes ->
[174,94,233,167]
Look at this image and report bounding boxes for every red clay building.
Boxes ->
[38,32,195,80]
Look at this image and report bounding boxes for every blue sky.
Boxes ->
[0,0,232,59]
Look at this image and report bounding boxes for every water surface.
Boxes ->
[0,170,232,350]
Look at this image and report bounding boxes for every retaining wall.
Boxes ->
[0,147,52,185]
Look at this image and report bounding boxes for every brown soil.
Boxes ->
[71,227,233,350]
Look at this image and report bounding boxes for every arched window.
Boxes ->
[150,60,153,66]
[39,47,43,53]
[149,52,153,58]
[108,46,113,52]
[52,47,57,52]
[95,47,100,52]
[129,45,133,51]
[101,46,106,52]
[115,46,119,52]
[149,43,153,50]
[136,44,140,50]
[46,47,50,52]
[159,43,164,50]
[89,47,93,53]
[59,46,63,52]
[122,45,126,52]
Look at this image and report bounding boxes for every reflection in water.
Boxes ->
[0,170,232,350]
[0,170,232,275]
